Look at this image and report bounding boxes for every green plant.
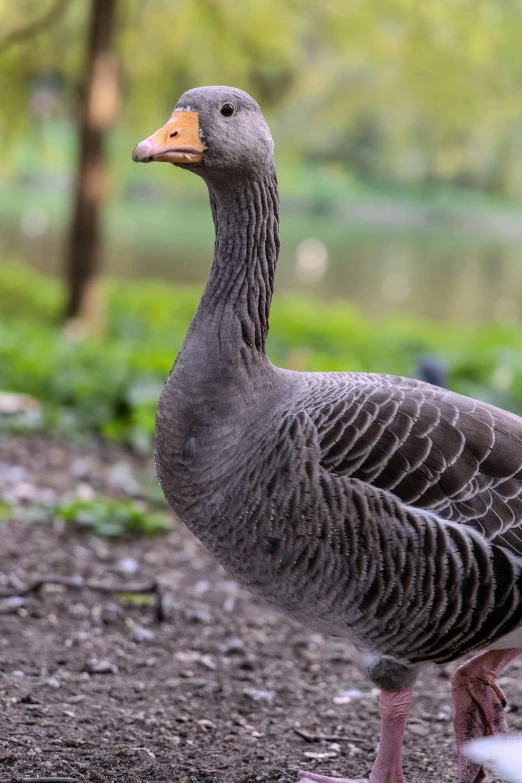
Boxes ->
[0,501,14,522]
[55,497,173,537]
[2,262,522,448]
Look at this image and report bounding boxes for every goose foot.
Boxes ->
[452,647,522,783]
[296,689,410,783]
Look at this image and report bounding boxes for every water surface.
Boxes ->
[2,181,522,326]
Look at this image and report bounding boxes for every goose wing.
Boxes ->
[308,373,522,556]
[290,372,522,662]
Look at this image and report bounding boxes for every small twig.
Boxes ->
[43,740,90,748]
[293,727,364,743]
[0,575,169,622]
[0,778,78,783]
[61,760,86,782]
[0,735,33,746]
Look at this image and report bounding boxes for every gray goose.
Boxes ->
[132,86,522,783]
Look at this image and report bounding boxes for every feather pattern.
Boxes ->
[310,373,522,551]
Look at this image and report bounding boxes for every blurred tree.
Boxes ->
[64,0,119,328]
[3,0,522,218]
[0,0,69,53]
[0,0,118,331]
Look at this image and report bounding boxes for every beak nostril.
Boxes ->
[169,131,178,139]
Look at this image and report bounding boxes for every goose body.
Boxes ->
[133,86,522,783]
[158,363,522,667]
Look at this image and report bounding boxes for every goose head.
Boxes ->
[132,86,274,181]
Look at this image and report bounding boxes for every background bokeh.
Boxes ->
[3,0,522,449]
[4,9,522,780]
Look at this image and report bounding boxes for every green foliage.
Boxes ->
[4,1,522,193]
[120,592,155,606]
[2,262,522,448]
[55,496,173,537]
[0,500,13,522]
[0,261,62,320]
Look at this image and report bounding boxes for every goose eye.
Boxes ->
[220,102,235,118]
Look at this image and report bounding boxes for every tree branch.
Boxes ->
[293,727,364,743]
[0,0,71,54]
[0,778,78,783]
[0,574,169,622]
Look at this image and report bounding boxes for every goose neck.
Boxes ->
[196,169,280,362]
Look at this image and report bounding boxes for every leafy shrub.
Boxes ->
[2,261,522,448]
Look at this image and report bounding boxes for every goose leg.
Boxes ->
[297,689,411,783]
[451,647,522,783]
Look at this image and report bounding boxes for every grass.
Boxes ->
[2,262,522,451]
[55,497,173,537]
[0,494,173,538]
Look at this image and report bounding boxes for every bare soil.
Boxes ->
[1,435,521,783]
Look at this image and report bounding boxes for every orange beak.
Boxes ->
[132,111,207,164]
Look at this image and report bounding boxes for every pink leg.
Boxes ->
[297,689,411,783]
[452,648,522,783]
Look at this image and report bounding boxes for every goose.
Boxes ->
[466,736,522,782]
[415,356,447,388]
[132,86,522,783]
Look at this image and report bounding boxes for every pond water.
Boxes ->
[2,182,522,326]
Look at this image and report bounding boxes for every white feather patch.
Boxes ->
[466,736,522,782]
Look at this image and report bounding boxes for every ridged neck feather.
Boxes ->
[191,168,280,366]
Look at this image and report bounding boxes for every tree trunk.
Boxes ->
[64,0,119,330]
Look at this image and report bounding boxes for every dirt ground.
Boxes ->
[1,436,521,783]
